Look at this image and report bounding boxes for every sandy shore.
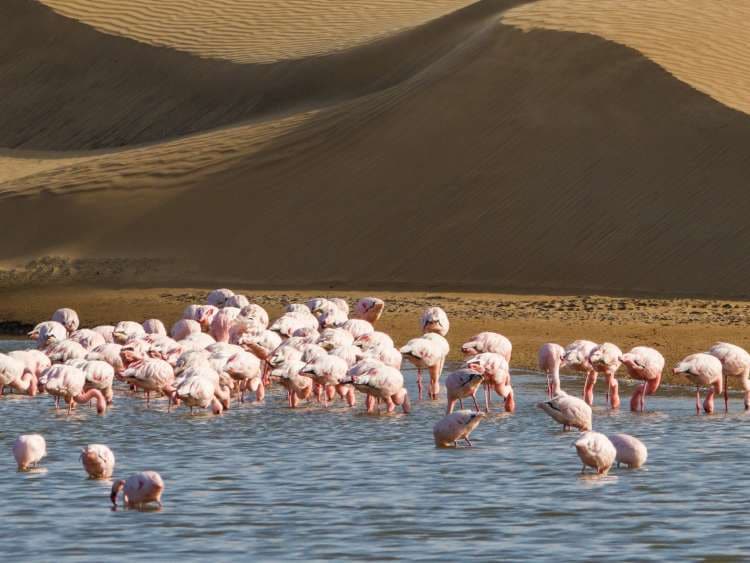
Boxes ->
[2,286,749,388]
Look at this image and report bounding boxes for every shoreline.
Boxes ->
[1,285,749,388]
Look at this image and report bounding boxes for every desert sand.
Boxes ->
[1,0,750,297]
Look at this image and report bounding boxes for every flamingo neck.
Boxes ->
[75,388,107,414]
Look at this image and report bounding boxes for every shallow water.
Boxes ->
[1,340,749,561]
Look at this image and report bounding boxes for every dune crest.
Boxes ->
[504,0,750,115]
[40,0,475,63]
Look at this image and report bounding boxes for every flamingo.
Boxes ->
[112,321,147,344]
[400,336,444,400]
[69,329,106,351]
[91,325,115,343]
[46,339,87,364]
[574,432,616,475]
[206,288,235,308]
[537,377,592,432]
[271,360,313,407]
[299,355,354,407]
[225,294,250,309]
[588,343,622,409]
[13,434,46,471]
[620,346,664,412]
[708,342,750,412]
[673,353,723,414]
[538,343,565,398]
[341,319,374,340]
[121,358,175,406]
[354,297,385,324]
[81,444,116,479]
[444,368,484,413]
[562,340,598,405]
[421,307,450,337]
[66,359,115,404]
[344,362,409,414]
[111,471,164,508]
[29,321,67,349]
[461,332,512,361]
[465,353,515,412]
[608,434,647,468]
[170,319,201,341]
[42,365,107,414]
[210,307,241,342]
[433,410,485,447]
[0,353,38,396]
[142,319,167,336]
[223,351,264,403]
[51,308,79,334]
[173,366,227,414]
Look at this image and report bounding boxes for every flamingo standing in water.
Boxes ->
[673,353,723,414]
[465,353,515,412]
[574,432,616,475]
[537,356,592,431]
[42,365,107,414]
[609,434,647,468]
[620,347,664,412]
[708,342,750,412]
[400,336,444,400]
[13,434,46,471]
[562,340,597,405]
[588,343,622,409]
[433,410,485,447]
[80,444,116,479]
[538,343,565,398]
[444,368,484,414]
[111,471,164,508]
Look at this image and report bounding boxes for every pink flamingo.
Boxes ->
[13,434,46,471]
[29,321,67,349]
[620,346,664,412]
[142,319,167,336]
[537,384,592,431]
[0,354,38,396]
[562,340,598,405]
[673,353,723,414]
[461,332,512,361]
[433,410,485,447]
[206,288,235,308]
[400,336,444,400]
[345,362,410,414]
[421,307,450,336]
[69,329,106,351]
[354,297,385,324]
[574,432,616,475]
[46,339,87,364]
[271,360,313,407]
[708,342,750,412]
[444,368,484,413]
[111,471,164,508]
[81,444,115,479]
[538,343,565,398]
[588,343,622,409]
[465,353,515,412]
[300,355,355,407]
[42,365,107,414]
[51,308,79,334]
[609,434,647,468]
[121,358,175,406]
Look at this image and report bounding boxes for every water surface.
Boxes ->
[1,340,748,561]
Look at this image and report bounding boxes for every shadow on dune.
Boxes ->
[1,0,750,297]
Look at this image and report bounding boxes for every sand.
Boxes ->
[2,0,750,297]
[2,286,749,389]
[504,0,750,115]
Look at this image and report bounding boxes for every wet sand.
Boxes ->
[2,286,749,387]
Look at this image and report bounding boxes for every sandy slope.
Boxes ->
[504,0,750,115]
[40,0,475,63]
[2,0,750,297]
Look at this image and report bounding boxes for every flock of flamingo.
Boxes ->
[3,288,750,508]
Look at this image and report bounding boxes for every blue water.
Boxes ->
[0,340,748,561]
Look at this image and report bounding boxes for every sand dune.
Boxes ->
[2,0,750,297]
[504,0,750,115]
[40,0,475,63]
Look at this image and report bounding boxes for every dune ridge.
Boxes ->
[2,0,750,297]
[504,0,750,115]
[40,0,475,63]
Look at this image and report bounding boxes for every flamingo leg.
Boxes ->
[484,383,490,412]
[695,387,701,415]
[724,373,729,413]
[416,368,423,401]
[464,437,473,447]
[459,398,464,410]
[472,393,481,412]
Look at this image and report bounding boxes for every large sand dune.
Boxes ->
[2,0,750,297]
